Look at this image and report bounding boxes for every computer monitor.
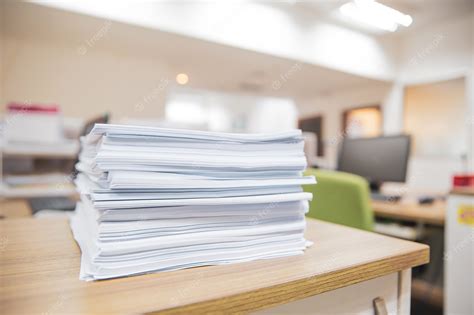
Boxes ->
[337,135,411,193]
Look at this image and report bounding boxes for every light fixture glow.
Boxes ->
[166,100,206,124]
[176,73,189,85]
[340,0,412,32]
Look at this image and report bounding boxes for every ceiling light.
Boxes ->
[339,0,413,32]
[176,73,189,85]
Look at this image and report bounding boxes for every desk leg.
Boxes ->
[398,269,412,315]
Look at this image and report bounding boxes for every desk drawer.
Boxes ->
[255,272,400,315]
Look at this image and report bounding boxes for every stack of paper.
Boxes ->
[70,124,316,280]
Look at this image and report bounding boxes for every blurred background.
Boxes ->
[0,1,473,314]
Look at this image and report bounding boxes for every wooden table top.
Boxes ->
[0,199,32,219]
[372,199,446,226]
[451,186,474,196]
[0,218,429,314]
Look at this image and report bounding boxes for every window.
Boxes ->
[342,105,382,138]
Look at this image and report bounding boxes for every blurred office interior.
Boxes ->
[0,1,473,314]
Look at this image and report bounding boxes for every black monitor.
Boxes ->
[337,135,411,192]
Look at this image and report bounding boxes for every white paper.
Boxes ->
[70,124,315,281]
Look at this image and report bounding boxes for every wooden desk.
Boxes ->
[0,217,428,314]
[451,186,474,196]
[1,141,79,158]
[0,199,32,219]
[372,199,446,226]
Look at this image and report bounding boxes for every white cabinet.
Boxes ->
[445,192,474,315]
[256,270,411,315]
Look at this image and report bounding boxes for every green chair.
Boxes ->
[303,168,374,231]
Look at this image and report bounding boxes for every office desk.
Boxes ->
[1,141,79,158]
[0,218,428,314]
[0,199,32,219]
[372,199,445,226]
[372,199,445,307]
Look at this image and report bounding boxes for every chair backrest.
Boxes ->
[304,168,374,231]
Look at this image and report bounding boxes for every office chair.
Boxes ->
[303,168,374,231]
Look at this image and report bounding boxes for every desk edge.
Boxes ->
[151,245,429,314]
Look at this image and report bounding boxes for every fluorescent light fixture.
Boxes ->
[339,0,413,32]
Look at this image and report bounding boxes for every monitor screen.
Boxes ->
[337,135,411,184]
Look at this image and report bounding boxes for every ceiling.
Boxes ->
[275,0,474,36]
[1,2,389,100]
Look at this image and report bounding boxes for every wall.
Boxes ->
[298,78,469,192]
[303,12,474,172]
[398,12,473,83]
[382,12,474,135]
[1,36,172,121]
[403,78,468,193]
[396,11,474,176]
[405,78,467,158]
[297,84,391,168]
[1,32,300,133]
[2,3,472,177]
[382,11,473,131]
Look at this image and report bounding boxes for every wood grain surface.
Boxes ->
[372,199,445,225]
[0,217,429,314]
[0,200,32,219]
[450,186,474,196]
